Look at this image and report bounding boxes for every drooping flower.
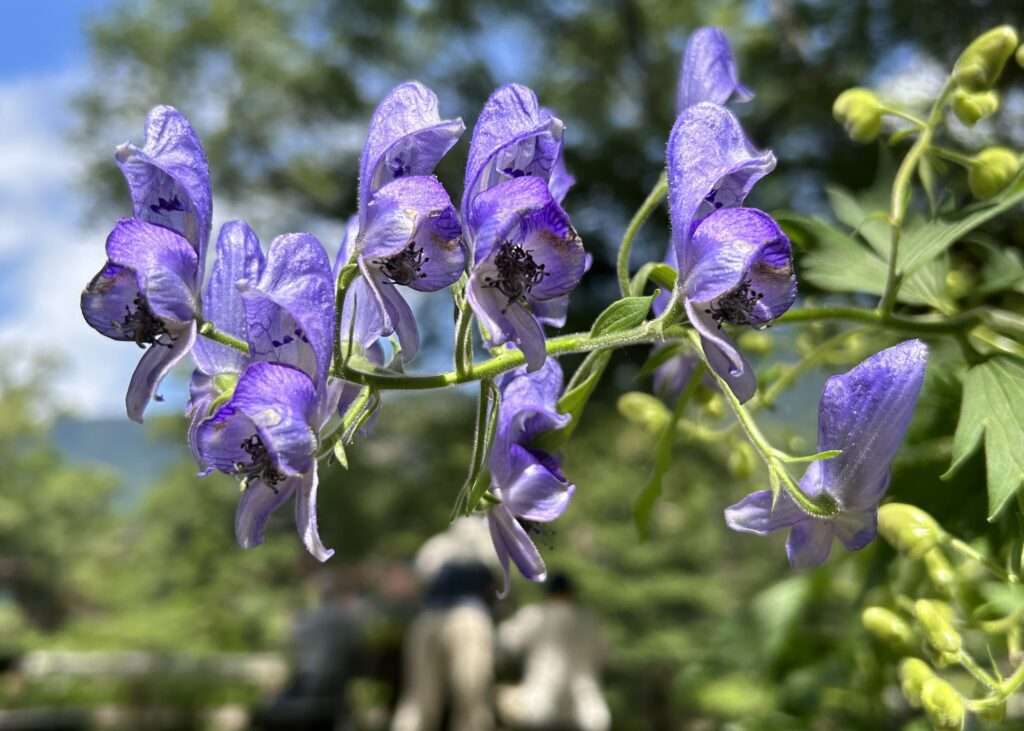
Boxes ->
[485,358,575,595]
[347,82,465,363]
[667,102,791,403]
[81,106,211,422]
[195,232,338,561]
[465,177,587,371]
[463,85,586,372]
[676,26,753,114]
[81,218,200,422]
[655,28,774,402]
[724,340,929,568]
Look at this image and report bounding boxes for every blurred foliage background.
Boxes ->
[6,0,1024,729]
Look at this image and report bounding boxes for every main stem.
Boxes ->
[617,171,668,297]
[337,321,682,390]
[878,78,956,315]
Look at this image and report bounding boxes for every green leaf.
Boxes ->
[899,173,1024,275]
[332,439,348,469]
[778,448,842,464]
[630,262,677,296]
[591,294,655,336]
[632,423,675,541]
[900,256,953,312]
[534,351,611,451]
[970,235,1024,297]
[778,214,889,296]
[632,365,703,539]
[781,214,952,309]
[825,185,891,256]
[944,357,1024,520]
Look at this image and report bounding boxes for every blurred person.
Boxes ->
[496,572,610,731]
[391,517,497,731]
[255,569,369,731]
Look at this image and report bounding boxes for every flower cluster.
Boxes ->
[81,25,936,584]
[81,82,584,574]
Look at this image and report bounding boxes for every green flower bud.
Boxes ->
[1017,43,1024,69]
[617,391,671,434]
[704,394,724,419]
[899,657,935,708]
[877,503,944,558]
[920,676,965,730]
[914,599,962,656]
[923,549,957,595]
[737,330,773,355]
[951,89,1000,126]
[968,147,1021,200]
[861,607,914,650]
[954,26,1018,91]
[944,270,974,300]
[833,88,885,143]
[727,442,757,480]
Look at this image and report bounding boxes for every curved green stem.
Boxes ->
[617,171,668,297]
[880,106,927,128]
[454,299,474,378]
[332,262,360,369]
[879,77,957,315]
[947,537,1014,582]
[685,331,837,519]
[930,144,975,168]
[336,322,684,390]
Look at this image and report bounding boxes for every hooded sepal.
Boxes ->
[463,84,563,222]
[358,81,464,217]
[115,105,212,263]
[677,27,753,113]
[667,102,775,273]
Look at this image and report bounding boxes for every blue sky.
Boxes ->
[0,1,110,79]
[0,1,164,417]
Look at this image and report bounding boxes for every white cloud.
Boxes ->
[0,69,182,418]
[0,68,357,419]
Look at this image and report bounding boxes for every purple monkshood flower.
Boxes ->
[655,29,791,404]
[81,106,211,422]
[676,27,753,114]
[667,102,793,403]
[463,85,587,372]
[486,358,575,595]
[194,232,339,561]
[725,340,929,568]
[187,220,264,465]
[347,82,465,363]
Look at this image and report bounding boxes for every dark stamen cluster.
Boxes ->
[234,433,285,490]
[376,243,429,286]
[705,278,764,329]
[149,195,184,214]
[389,157,411,178]
[483,242,547,307]
[118,294,173,348]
